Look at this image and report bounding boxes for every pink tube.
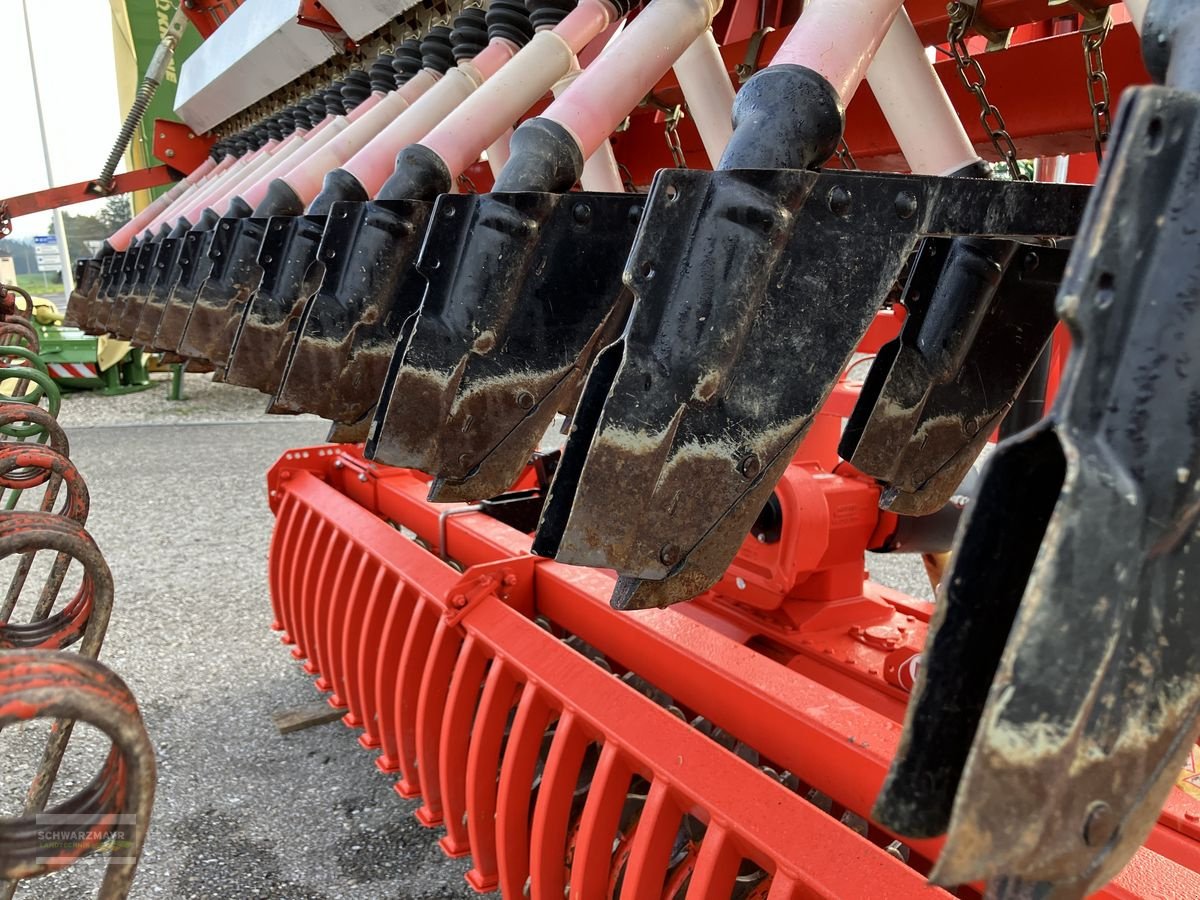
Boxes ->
[138,154,240,235]
[215,133,315,215]
[153,144,276,229]
[342,43,517,197]
[554,0,618,53]
[177,139,286,223]
[232,113,358,210]
[768,0,905,104]
[107,156,219,250]
[267,70,439,207]
[537,0,720,162]
[344,91,384,122]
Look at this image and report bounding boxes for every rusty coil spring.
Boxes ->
[0,651,155,900]
[0,369,152,898]
[0,324,38,356]
[0,455,94,645]
[0,403,68,450]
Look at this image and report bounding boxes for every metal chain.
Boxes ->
[663,105,688,169]
[946,1,1028,181]
[1080,7,1113,162]
[835,140,859,170]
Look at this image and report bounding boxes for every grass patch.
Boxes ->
[13,273,65,296]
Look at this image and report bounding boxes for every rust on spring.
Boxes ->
[0,651,155,900]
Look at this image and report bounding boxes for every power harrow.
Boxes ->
[0,288,155,899]
[59,0,1200,895]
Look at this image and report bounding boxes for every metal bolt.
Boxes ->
[333,459,344,469]
[1083,801,1117,847]
[1023,250,1040,272]
[894,191,918,220]
[451,594,467,609]
[165,149,176,159]
[628,205,643,225]
[739,453,761,478]
[572,202,592,225]
[502,573,518,587]
[659,543,680,566]
[357,472,368,483]
[515,390,534,410]
[827,186,852,217]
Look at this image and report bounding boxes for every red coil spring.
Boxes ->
[0,651,155,899]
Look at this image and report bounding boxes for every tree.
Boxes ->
[0,239,35,275]
[97,196,132,233]
[49,213,109,264]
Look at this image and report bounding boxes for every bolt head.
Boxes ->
[739,453,761,478]
[515,390,535,410]
[659,543,680,567]
[895,191,918,220]
[572,202,592,225]
[827,186,852,217]
[357,472,368,483]
[1083,801,1117,847]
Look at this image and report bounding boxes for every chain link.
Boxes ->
[835,140,859,170]
[663,105,688,169]
[1080,7,1113,162]
[946,0,1027,181]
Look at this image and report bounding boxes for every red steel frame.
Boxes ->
[265,308,1200,895]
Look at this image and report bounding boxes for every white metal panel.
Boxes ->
[175,0,338,133]
[321,0,423,41]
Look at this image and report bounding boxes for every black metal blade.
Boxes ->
[876,85,1200,897]
[268,198,431,423]
[223,214,327,394]
[131,236,186,346]
[177,216,269,364]
[366,191,642,502]
[152,229,218,352]
[65,257,103,329]
[841,238,1070,515]
[113,238,169,339]
[536,168,1089,610]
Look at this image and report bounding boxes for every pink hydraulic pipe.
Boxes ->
[213,131,317,216]
[769,0,905,104]
[147,145,271,231]
[230,100,376,211]
[136,154,239,237]
[340,40,518,198]
[533,0,722,165]
[547,61,623,191]
[107,156,219,250]
[175,139,287,224]
[866,9,978,175]
[417,0,621,183]
[144,121,310,230]
[263,71,438,209]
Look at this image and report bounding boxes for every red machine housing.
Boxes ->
[264,343,1200,897]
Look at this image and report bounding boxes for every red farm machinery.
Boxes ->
[8,0,1199,894]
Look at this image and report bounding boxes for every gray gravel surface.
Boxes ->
[3,378,928,899]
[3,382,477,899]
[54,372,323,431]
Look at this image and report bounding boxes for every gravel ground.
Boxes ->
[4,379,476,899]
[2,375,927,899]
[54,371,324,431]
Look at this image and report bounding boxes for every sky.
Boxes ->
[1,1,125,240]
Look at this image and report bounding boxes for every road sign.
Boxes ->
[34,235,63,273]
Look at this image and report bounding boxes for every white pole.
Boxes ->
[21,0,75,297]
